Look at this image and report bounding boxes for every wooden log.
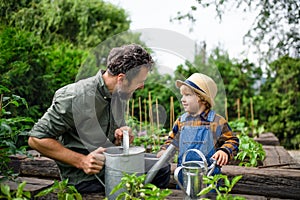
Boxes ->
[1,176,54,192]
[20,156,60,179]
[222,165,300,199]
[255,132,280,146]
[262,145,299,167]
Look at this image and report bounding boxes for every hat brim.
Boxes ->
[175,80,215,106]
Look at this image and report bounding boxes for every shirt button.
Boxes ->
[104,96,107,99]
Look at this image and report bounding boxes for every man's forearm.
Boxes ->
[28,137,85,169]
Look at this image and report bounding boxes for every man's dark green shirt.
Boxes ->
[29,71,126,185]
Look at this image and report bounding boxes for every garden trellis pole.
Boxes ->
[139,97,142,134]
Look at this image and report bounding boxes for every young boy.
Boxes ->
[158,73,239,178]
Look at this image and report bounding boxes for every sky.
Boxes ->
[106,0,259,68]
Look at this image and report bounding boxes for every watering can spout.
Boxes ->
[145,144,177,184]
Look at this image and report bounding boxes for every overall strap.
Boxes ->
[207,110,218,145]
[207,110,215,122]
[179,112,189,122]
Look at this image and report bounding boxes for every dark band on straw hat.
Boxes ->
[185,80,206,94]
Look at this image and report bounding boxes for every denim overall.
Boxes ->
[177,110,221,185]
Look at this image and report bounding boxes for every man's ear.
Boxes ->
[117,73,126,83]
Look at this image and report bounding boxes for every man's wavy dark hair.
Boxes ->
[107,44,154,82]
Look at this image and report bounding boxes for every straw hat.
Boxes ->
[176,73,218,106]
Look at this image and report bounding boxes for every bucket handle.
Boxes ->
[182,149,217,176]
[182,149,208,170]
[207,158,217,176]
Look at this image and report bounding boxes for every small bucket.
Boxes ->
[104,146,145,200]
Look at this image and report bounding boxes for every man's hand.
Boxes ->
[114,126,134,145]
[81,147,106,175]
[156,150,166,158]
[212,150,228,166]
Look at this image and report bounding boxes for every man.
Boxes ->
[28,44,170,193]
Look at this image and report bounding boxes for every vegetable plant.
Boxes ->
[0,181,31,200]
[236,134,265,167]
[35,179,82,200]
[229,117,266,167]
[127,116,168,153]
[107,173,172,200]
[198,174,245,200]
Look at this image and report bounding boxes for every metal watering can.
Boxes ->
[174,149,216,199]
[103,131,145,200]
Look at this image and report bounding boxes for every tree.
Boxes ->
[173,0,299,61]
[1,0,130,47]
[0,27,87,118]
[260,56,300,149]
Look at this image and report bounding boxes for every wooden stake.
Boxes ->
[156,98,160,146]
[148,92,153,127]
[131,99,135,118]
[156,98,159,130]
[170,96,174,130]
[139,97,142,133]
[148,92,155,146]
[250,97,254,134]
[144,99,147,128]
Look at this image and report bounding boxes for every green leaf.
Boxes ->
[198,185,213,196]
[231,175,243,186]
[1,184,11,197]
[35,186,54,197]
[224,178,230,187]
[16,181,26,198]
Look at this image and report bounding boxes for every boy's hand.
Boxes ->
[212,150,228,166]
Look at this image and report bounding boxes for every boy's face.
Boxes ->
[180,85,202,115]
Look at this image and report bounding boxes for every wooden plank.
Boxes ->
[222,165,300,199]
[1,177,54,192]
[20,157,60,179]
[254,132,280,146]
[69,190,290,200]
[263,145,299,168]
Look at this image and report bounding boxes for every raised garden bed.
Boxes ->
[3,133,300,199]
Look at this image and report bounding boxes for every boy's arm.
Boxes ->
[160,118,180,150]
[216,122,239,160]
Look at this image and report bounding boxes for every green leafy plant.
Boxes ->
[107,173,172,200]
[229,118,266,167]
[127,116,167,153]
[0,86,34,181]
[0,181,31,200]
[35,179,82,200]
[199,174,245,200]
[236,134,266,167]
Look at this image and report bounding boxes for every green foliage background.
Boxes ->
[0,0,299,150]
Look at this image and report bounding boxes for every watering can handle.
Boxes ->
[182,149,208,169]
[207,158,217,176]
[174,166,189,196]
